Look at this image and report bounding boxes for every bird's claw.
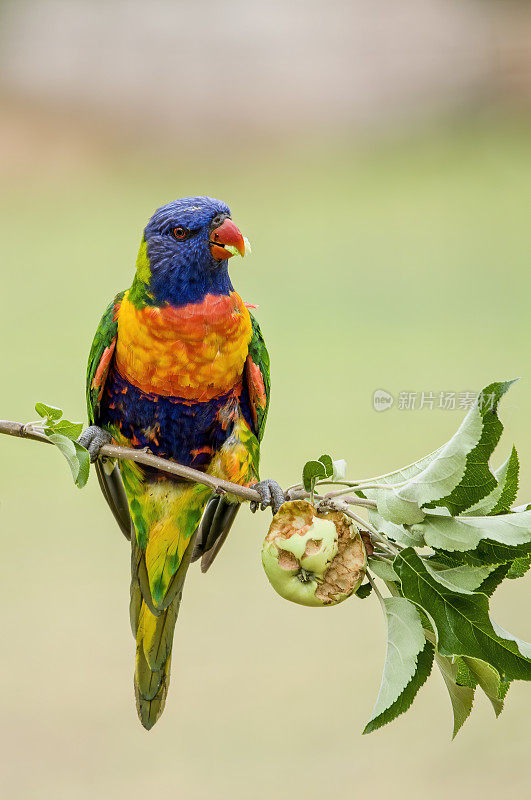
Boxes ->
[78,425,112,463]
[249,479,286,515]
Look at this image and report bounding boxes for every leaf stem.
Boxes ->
[366,572,384,603]
[324,484,401,498]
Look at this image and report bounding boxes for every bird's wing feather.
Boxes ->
[86,291,131,538]
[86,291,124,424]
[245,313,270,442]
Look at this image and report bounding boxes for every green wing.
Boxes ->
[245,313,271,442]
[85,291,131,538]
[86,291,124,424]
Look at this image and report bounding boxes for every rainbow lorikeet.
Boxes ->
[79,197,284,729]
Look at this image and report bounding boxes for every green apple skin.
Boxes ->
[262,517,338,606]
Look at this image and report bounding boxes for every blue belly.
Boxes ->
[99,366,254,470]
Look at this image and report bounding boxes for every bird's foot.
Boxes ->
[77,425,112,463]
[249,479,286,515]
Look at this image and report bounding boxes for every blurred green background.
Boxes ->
[1,2,531,799]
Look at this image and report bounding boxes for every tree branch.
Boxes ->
[0,419,263,503]
[0,419,378,515]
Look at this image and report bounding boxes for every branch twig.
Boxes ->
[0,419,263,503]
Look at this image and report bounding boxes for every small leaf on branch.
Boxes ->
[302,460,327,492]
[47,433,90,489]
[73,442,90,488]
[317,454,333,478]
[50,419,84,439]
[35,402,63,421]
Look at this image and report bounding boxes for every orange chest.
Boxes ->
[115,291,253,401]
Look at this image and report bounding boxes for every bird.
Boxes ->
[79,196,284,729]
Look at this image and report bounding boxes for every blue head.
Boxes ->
[132,196,247,308]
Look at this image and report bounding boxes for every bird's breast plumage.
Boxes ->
[114,290,253,401]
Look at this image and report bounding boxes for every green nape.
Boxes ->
[128,236,155,309]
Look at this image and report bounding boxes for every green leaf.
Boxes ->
[465,447,519,516]
[455,657,477,688]
[51,419,84,439]
[355,583,372,599]
[491,619,531,660]
[364,597,427,730]
[368,557,399,582]
[476,540,531,563]
[423,559,497,593]
[461,657,508,717]
[413,510,531,552]
[489,447,519,515]
[507,555,531,579]
[365,380,515,524]
[48,434,78,479]
[438,381,516,514]
[435,540,531,567]
[395,548,531,681]
[35,402,63,421]
[364,448,445,487]
[434,651,475,738]
[48,434,90,489]
[73,442,90,489]
[362,451,444,526]
[364,640,434,734]
[368,490,427,526]
[476,563,510,597]
[369,511,425,547]
[302,460,327,492]
[317,454,333,478]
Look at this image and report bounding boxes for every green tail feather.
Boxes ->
[129,531,195,730]
[133,597,178,730]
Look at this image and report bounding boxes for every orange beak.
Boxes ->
[209,218,246,260]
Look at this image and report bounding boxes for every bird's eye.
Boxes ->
[172,226,188,240]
